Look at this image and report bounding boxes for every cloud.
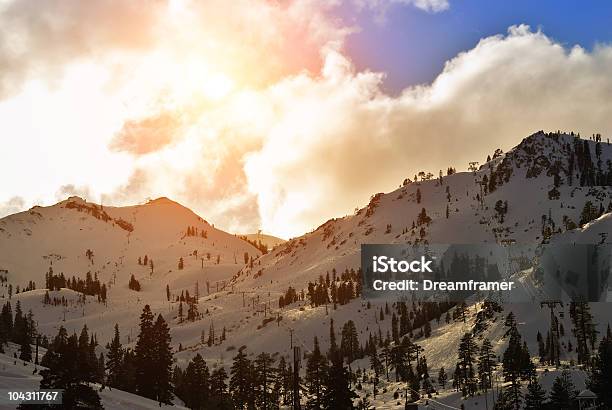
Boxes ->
[102,24,612,238]
[109,112,182,155]
[353,0,450,23]
[3,1,612,239]
[0,196,25,218]
[241,25,612,237]
[55,184,93,201]
[0,0,166,99]
[102,169,151,205]
[358,0,449,13]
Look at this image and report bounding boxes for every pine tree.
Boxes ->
[390,344,407,382]
[579,201,599,226]
[305,337,328,409]
[328,318,338,359]
[380,344,391,381]
[549,369,576,409]
[340,320,359,363]
[254,352,278,409]
[33,326,102,409]
[12,300,26,345]
[230,347,253,409]
[119,349,137,394]
[323,354,356,409]
[180,353,210,409]
[135,305,156,399]
[152,314,173,404]
[19,338,32,362]
[524,378,546,410]
[571,302,597,365]
[456,332,478,396]
[77,325,94,382]
[437,367,447,389]
[501,317,526,409]
[587,330,612,407]
[210,366,230,407]
[477,338,496,390]
[0,302,13,347]
[187,300,199,321]
[277,356,290,406]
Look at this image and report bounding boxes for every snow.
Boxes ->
[0,131,611,407]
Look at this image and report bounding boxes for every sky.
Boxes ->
[1,0,612,239]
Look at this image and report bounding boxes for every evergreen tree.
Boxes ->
[477,338,496,390]
[210,366,231,407]
[549,369,576,409]
[340,320,359,363]
[456,332,478,396]
[570,302,597,365]
[524,378,546,410]
[105,324,123,388]
[230,347,253,409]
[12,300,26,345]
[19,338,32,362]
[180,353,210,410]
[328,318,338,359]
[587,330,612,407]
[501,317,526,409]
[276,356,291,406]
[323,354,356,409]
[134,305,156,399]
[25,326,102,409]
[437,367,447,389]
[0,302,13,347]
[77,325,94,382]
[579,201,600,226]
[305,337,328,409]
[119,349,138,394]
[152,314,174,403]
[254,352,278,409]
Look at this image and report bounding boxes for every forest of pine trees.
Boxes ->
[19,324,104,409]
[0,301,38,360]
[44,266,107,302]
[302,268,363,309]
[4,290,611,409]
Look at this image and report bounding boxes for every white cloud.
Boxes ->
[2,2,612,239]
[241,25,612,237]
[353,0,450,23]
[101,24,612,238]
[0,196,25,217]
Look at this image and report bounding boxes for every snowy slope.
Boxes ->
[0,196,263,351]
[0,349,188,410]
[0,131,611,409]
[234,131,612,293]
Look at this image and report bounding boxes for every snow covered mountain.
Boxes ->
[235,131,612,292]
[1,131,611,409]
[0,196,262,348]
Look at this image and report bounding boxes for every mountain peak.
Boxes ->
[146,196,180,206]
